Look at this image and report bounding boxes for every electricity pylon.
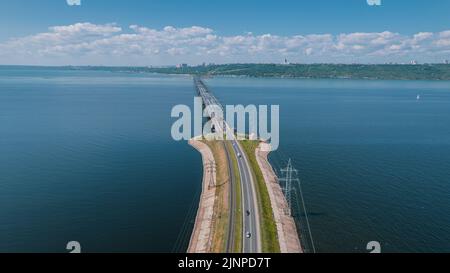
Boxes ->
[206,160,216,190]
[279,159,316,253]
[279,159,299,216]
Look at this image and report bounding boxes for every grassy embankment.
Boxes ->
[240,140,280,253]
[202,139,278,252]
[202,140,243,253]
[202,140,229,252]
[225,141,243,253]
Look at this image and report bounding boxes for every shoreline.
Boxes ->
[188,138,302,253]
[187,138,217,253]
[255,143,303,253]
[5,64,450,81]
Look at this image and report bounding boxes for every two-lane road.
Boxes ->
[230,140,261,253]
[195,77,261,253]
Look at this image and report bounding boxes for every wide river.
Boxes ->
[1,67,449,253]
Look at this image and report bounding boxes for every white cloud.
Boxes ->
[0,22,449,65]
[49,23,122,36]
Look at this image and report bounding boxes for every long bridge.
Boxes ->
[194,77,261,253]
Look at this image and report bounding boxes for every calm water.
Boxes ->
[0,67,202,253]
[1,68,450,253]
[208,77,450,253]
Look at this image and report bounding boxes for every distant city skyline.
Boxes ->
[0,0,449,65]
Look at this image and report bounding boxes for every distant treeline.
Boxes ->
[142,63,450,80]
[81,63,450,80]
[4,63,450,80]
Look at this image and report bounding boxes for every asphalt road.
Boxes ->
[195,77,261,253]
[231,140,260,253]
[223,142,236,253]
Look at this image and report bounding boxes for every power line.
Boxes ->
[294,180,316,253]
[172,182,202,253]
[279,158,316,253]
[279,159,298,216]
[205,160,216,190]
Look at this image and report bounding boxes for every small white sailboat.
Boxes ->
[416,94,421,100]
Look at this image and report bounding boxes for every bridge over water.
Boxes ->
[194,77,261,253]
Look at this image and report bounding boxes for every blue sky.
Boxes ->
[0,0,449,65]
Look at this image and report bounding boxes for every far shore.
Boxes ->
[2,64,450,81]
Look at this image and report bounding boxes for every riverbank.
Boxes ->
[255,143,303,253]
[188,138,242,253]
[189,138,302,253]
[25,64,450,81]
[187,138,217,253]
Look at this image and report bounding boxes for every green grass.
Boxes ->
[202,140,230,252]
[226,141,243,253]
[240,140,280,253]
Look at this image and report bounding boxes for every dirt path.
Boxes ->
[187,138,217,253]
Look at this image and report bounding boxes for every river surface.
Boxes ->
[1,67,449,252]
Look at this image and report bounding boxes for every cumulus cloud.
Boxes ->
[0,22,449,65]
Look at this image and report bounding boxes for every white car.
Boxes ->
[246,232,252,239]
[237,153,242,158]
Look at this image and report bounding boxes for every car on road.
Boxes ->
[237,153,242,158]
[246,210,251,216]
[246,232,252,239]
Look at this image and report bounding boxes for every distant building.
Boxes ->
[410,60,418,65]
[176,64,188,69]
[283,58,294,65]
